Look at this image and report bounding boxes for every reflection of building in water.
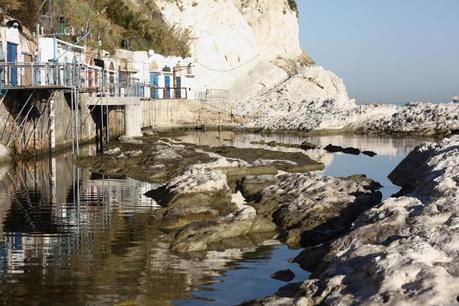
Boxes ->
[0,152,159,276]
[85,176,160,210]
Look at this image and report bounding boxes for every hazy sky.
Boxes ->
[298,0,459,104]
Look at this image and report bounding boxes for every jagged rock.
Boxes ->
[357,102,459,135]
[252,173,382,248]
[151,147,183,160]
[271,269,296,282]
[239,175,280,202]
[146,168,231,207]
[250,136,459,305]
[238,65,459,136]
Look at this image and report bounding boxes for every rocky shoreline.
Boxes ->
[238,65,459,137]
[245,136,459,305]
[78,132,459,305]
[78,133,381,254]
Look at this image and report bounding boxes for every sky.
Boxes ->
[298,0,459,104]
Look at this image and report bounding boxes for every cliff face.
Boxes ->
[153,0,307,98]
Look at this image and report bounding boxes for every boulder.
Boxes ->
[252,173,382,248]
[271,269,296,282]
[145,168,231,208]
[249,136,459,305]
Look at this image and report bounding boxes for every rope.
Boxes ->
[194,53,260,73]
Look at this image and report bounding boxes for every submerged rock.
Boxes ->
[271,269,295,282]
[249,136,459,305]
[208,146,324,173]
[324,144,376,157]
[170,217,276,253]
[160,204,220,231]
[323,144,343,153]
[362,150,377,157]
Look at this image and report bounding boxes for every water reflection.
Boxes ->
[0,132,432,305]
[176,130,431,157]
[0,148,292,306]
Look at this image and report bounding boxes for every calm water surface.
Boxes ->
[0,132,430,305]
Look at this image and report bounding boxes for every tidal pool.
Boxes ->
[0,132,430,305]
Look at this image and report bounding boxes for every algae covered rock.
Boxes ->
[170,217,276,253]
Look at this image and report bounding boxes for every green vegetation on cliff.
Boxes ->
[0,0,191,57]
[287,0,298,16]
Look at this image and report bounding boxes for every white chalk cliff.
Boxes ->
[154,0,305,99]
[155,0,459,135]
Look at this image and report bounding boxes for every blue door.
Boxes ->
[164,75,171,99]
[175,77,182,99]
[7,42,18,86]
[150,73,159,98]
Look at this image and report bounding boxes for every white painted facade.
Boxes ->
[2,21,197,100]
[0,19,35,86]
[38,37,85,64]
[115,49,196,99]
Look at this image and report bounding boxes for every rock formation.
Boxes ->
[154,0,308,100]
[154,0,459,136]
[246,173,382,248]
[247,136,459,305]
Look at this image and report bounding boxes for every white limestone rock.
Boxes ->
[237,65,360,130]
[239,67,459,135]
[154,0,303,99]
[356,102,459,135]
[0,144,9,162]
[167,168,229,195]
[249,136,459,305]
[252,172,382,248]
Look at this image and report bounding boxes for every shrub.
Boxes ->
[3,0,191,57]
[287,0,298,16]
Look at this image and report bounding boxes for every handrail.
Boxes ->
[0,62,191,99]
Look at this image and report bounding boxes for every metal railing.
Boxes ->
[0,62,83,88]
[146,86,188,100]
[0,62,143,97]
